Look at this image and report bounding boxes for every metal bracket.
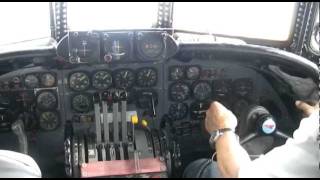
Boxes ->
[290,2,314,55]
[156,2,174,28]
[301,2,319,62]
[53,2,68,42]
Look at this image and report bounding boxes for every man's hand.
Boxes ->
[205,101,238,133]
[205,102,250,178]
[295,100,319,117]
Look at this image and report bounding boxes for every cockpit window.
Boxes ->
[0,2,51,46]
[173,2,297,41]
[67,2,159,31]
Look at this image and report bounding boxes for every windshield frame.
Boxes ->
[53,2,301,48]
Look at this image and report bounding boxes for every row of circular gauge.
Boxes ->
[68,68,157,91]
[169,78,253,102]
[8,72,56,89]
[169,65,202,81]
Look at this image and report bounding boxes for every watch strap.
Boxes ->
[209,128,233,147]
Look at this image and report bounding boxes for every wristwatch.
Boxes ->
[209,128,233,147]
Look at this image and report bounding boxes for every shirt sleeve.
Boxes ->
[238,112,320,178]
[0,150,41,178]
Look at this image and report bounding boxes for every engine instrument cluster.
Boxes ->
[166,63,255,128]
[68,67,158,92]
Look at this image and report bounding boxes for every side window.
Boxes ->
[309,8,319,55]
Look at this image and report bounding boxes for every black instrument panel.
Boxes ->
[0,30,291,147]
[0,29,315,178]
[63,30,178,64]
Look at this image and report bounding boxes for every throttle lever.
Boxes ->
[11,118,28,154]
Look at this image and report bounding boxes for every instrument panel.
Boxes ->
[0,31,289,136]
[64,30,178,64]
[0,67,60,132]
[0,71,57,91]
[0,30,296,178]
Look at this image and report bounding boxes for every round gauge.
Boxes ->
[190,101,210,120]
[69,32,99,61]
[136,68,157,87]
[71,94,92,113]
[24,74,39,88]
[92,71,112,90]
[138,33,164,59]
[69,72,90,91]
[192,81,212,101]
[114,69,135,89]
[41,73,56,87]
[168,103,188,120]
[186,66,201,80]
[39,111,60,131]
[110,39,127,60]
[169,66,184,81]
[213,79,232,98]
[233,78,253,97]
[36,91,57,110]
[169,82,190,102]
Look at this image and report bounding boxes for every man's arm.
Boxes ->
[205,100,318,178]
[205,101,250,177]
[215,131,251,177]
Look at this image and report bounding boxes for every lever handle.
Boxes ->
[11,119,28,154]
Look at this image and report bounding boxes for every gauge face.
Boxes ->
[41,73,56,87]
[139,36,164,59]
[169,66,185,81]
[72,94,92,113]
[233,78,253,97]
[69,32,100,63]
[186,66,201,80]
[92,71,112,90]
[70,39,94,59]
[36,91,57,110]
[168,103,188,120]
[69,72,90,91]
[213,79,232,98]
[39,111,60,131]
[24,74,39,88]
[169,82,190,102]
[190,101,210,120]
[136,68,157,87]
[109,39,127,60]
[103,33,131,61]
[114,69,135,89]
[193,81,212,101]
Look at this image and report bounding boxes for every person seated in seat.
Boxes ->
[184,100,320,178]
[0,150,41,178]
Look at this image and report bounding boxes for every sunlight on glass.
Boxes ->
[173,2,297,41]
[0,2,50,45]
[68,2,158,31]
